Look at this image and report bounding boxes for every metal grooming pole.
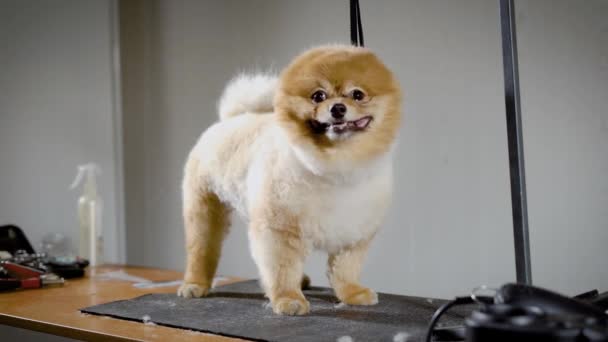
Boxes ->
[499,0,532,284]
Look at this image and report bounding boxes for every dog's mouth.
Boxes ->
[309,116,373,135]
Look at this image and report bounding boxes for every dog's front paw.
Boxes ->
[177,283,209,298]
[272,293,310,315]
[337,284,378,306]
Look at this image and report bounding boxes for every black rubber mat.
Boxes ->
[81,280,473,342]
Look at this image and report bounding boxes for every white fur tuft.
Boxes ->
[217,73,278,121]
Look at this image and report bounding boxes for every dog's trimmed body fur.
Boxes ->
[178,45,401,315]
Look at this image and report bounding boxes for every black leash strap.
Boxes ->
[350,0,364,47]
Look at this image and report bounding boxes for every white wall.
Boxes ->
[121,0,608,298]
[0,0,124,263]
[516,0,608,293]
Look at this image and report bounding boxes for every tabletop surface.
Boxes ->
[0,264,245,341]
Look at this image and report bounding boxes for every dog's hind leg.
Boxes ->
[178,157,230,298]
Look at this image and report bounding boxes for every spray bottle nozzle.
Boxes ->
[70,163,101,190]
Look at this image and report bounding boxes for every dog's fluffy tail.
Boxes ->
[217,73,278,121]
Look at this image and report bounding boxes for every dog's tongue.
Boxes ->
[353,116,372,129]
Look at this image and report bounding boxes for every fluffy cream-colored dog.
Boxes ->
[177,45,401,315]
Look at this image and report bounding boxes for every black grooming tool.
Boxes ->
[0,225,88,280]
[426,283,608,342]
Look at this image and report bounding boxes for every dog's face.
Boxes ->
[275,45,401,169]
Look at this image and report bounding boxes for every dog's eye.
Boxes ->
[352,89,366,101]
[311,90,327,103]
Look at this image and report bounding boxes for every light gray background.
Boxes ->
[0,0,606,316]
[517,0,608,293]
[120,0,607,299]
[0,0,120,340]
[0,0,124,263]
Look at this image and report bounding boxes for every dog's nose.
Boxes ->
[330,103,347,119]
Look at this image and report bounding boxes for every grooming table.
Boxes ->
[82,279,474,342]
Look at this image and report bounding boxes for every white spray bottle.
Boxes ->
[70,163,103,266]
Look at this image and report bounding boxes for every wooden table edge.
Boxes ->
[0,312,141,342]
[0,265,247,341]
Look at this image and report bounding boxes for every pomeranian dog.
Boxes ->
[177,45,401,315]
